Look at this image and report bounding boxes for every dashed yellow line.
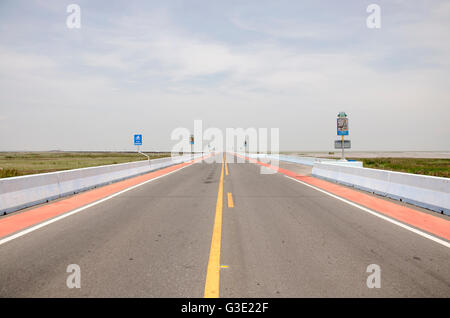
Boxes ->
[204,159,224,298]
[227,192,234,208]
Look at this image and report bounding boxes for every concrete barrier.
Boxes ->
[243,153,363,167]
[0,154,203,215]
[312,163,450,215]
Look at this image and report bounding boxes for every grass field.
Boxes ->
[0,152,171,178]
[349,157,450,178]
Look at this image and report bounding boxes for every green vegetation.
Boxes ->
[348,157,450,178]
[0,152,170,178]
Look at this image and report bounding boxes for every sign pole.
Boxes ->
[134,134,149,165]
[336,112,349,160]
[189,134,194,161]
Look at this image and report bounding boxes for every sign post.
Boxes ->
[336,112,349,160]
[134,134,142,150]
[189,134,194,160]
[134,134,150,165]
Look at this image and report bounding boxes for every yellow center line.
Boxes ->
[227,192,234,208]
[224,154,229,176]
[204,157,224,298]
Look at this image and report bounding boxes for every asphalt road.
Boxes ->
[0,153,449,297]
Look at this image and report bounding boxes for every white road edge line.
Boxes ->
[283,175,450,249]
[0,162,197,247]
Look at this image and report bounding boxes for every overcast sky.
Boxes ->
[0,0,449,151]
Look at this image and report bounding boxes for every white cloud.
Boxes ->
[81,52,130,71]
[0,1,449,151]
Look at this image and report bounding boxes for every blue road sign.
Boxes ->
[134,134,142,146]
[337,118,349,136]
